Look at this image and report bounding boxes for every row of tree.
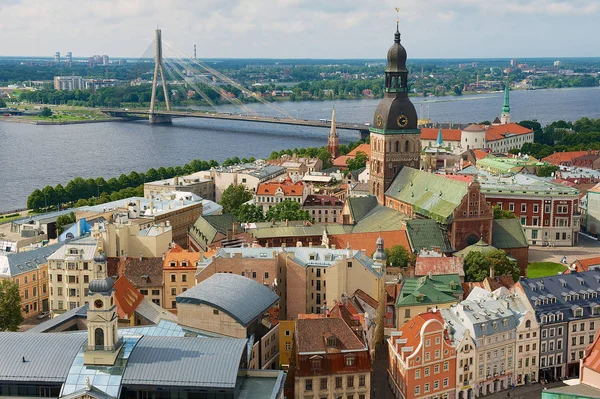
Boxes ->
[26,158,218,210]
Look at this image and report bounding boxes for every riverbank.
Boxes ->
[0,116,123,125]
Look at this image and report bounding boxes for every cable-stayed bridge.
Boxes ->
[101,29,371,139]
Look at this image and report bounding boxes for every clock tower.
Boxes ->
[369,24,420,203]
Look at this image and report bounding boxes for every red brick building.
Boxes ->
[388,311,456,399]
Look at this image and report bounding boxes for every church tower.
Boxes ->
[501,83,511,124]
[83,277,122,366]
[369,23,421,203]
[327,107,339,159]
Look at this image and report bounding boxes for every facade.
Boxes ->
[144,173,215,200]
[76,195,204,248]
[480,173,581,246]
[514,271,600,380]
[210,161,286,202]
[0,243,60,317]
[292,317,372,399]
[255,178,307,213]
[53,76,84,91]
[388,311,456,399]
[395,274,463,329]
[444,289,519,397]
[176,273,281,370]
[47,237,104,316]
[195,246,385,323]
[162,243,200,313]
[302,194,344,224]
[369,26,421,203]
[90,217,172,258]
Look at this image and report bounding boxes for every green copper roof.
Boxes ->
[386,167,468,224]
[492,219,529,249]
[476,155,544,174]
[502,85,510,113]
[436,127,444,146]
[454,238,497,257]
[396,274,462,307]
[406,219,453,253]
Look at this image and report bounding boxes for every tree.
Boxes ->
[384,245,414,268]
[493,206,517,220]
[317,148,333,169]
[464,250,520,282]
[55,211,76,235]
[26,189,45,210]
[220,184,253,214]
[537,164,559,178]
[40,107,53,117]
[265,200,310,222]
[234,204,265,223]
[0,279,23,331]
[0,99,6,108]
[346,151,368,171]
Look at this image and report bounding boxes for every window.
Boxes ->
[320,378,327,390]
[533,204,539,213]
[424,383,430,393]
[171,288,176,296]
[443,361,449,371]
[252,271,257,278]
[213,309,219,315]
[424,367,430,377]
[152,290,160,296]
[434,380,439,390]
[83,275,89,283]
[557,205,568,214]
[182,275,187,282]
[443,377,449,387]
[415,369,421,379]
[347,376,354,388]
[170,274,176,282]
[359,375,366,387]
[521,204,527,212]
[415,386,420,395]
[509,203,515,211]
[434,364,440,374]
[520,217,527,225]
[305,379,313,391]
[346,355,355,366]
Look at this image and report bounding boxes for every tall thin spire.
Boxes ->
[327,106,339,158]
[436,127,443,147]
[501,81,511,124]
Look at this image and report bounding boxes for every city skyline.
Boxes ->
[0,0,599,59]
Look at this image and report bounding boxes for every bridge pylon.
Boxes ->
[149,29,172,125]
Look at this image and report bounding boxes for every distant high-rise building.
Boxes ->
[102,55,109,65]
[554,60,561,67]
[54,52,60,63]
[510,58,518,67]
[65,52,72,67]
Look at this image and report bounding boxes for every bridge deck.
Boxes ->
[99,108,371,131]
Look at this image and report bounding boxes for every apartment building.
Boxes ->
[302,194,344,224]
[0,243,61,318]
[388,311,456,399]
[514,271,600,380]
[480,173,580,246]
[292,317,371,399]
[144,173,215,201]
[255,178,307,213]
[210,162,286,202]
[53,75,83,90]
[47,237,103,316]
[163,244,200,313]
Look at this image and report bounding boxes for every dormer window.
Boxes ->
[593,306,600,316]
[482,324,487,332]
[345,355,356,367]
[69,248,78,255]
[327,336,338,348]
[310,357,322,370]
[574,308,583,318]
[181,261,188,267]
[170,261,176,267]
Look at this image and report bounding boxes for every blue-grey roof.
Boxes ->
[0,243,63,278]
[0,332,86,382]
[518,270,600,324]
[12,209,74,225]
[177,274,279,327]
[122,336,247,389]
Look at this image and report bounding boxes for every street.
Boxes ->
[528,233,600,264]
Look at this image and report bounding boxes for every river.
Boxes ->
[1,87,599,212]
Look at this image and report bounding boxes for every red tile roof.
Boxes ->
[347,143,371,158]
[542,151,588,165]
[393,311,448,359]
[256,180,304,196]
[303,194,344,207]
[485,123,533,142]
[353,289,379,310]
[420,128,462,142]
[443,174,474,184]
[333,155,352,168]
[330,230,411,255]
[583,330,600,377]
[570,256,600,273]
[163,244,200,268]
[473,149,489,160]
[463,124,486,132]
[296,317,366,353]
[415,255,465,277]
[113,276,144,319]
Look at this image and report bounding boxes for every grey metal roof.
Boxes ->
[1,243,62,278]
[122,336,246,389]
[177,274,279,327]
[26,304,89,333]
[0,332,86,382]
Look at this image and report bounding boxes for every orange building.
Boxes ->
[0,244,60,318]
[163,243,200,313]
[388,311,456,399]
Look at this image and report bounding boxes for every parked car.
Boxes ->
[37,311,50,320]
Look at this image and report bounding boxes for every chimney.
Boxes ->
[490,267,495,279]
[136,199,140,209]
[226,228,233,241]
[139,252,143,261]
[232,222,237,235]
[162,253,165,261]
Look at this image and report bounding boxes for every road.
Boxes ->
[528,233,600,264]
[371,341,395,399]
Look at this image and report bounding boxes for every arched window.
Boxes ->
[525,320,531,329]
[395,141,400,152]
[95,328,105,349]
[97,265,102,272]
[405,140,410,152]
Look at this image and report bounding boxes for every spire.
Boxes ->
[329,106,337,138]
[502,84,510,113]
[436,127,443,147]
[327,106,339,158]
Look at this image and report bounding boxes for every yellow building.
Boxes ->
[163,244,201,313]
[279,320,296,370]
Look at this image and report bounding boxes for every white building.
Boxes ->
[53,76,84,91]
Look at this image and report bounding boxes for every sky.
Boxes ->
[0,0,599,59]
